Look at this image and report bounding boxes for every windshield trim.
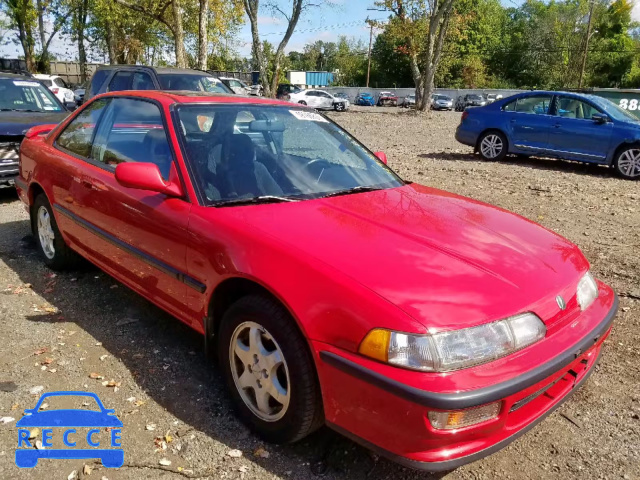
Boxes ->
[172,102,404,207]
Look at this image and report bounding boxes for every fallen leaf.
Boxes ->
[164,432,173,443]
[254,447,270,458]
[0,416,15,424]
[29,385,44,395]
[39,403,49,410]
[126,397,136,403]
[134,400,146,407]
[89,373,103,379]
[239,465,249,473]
[48,368,57,373]
[41,358,54,365]
[101,381,108,386]
[11,403,18,410]
[99,355,108,361]
[227,449,243,458]
[105,380,121,388]
[33,348,48,356]
[95,342,102,346]
[158,458,171,466]
[67,470,77,480]
[29,428,39,439]
[83,464,92,475]
[35,440,44,450]
[146,423,157,431]
[40,366,47,371]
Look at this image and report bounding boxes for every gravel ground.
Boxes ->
[0,108,639,480]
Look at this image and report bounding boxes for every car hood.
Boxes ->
[231,184,588,332]
[16,410,123,427]
[0,111,67,137]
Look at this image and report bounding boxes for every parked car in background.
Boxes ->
[86,66,232,101]
[377,91,398,106]
[455,90,640,179]
[73,81,89,106]
[455,94,487,111]
[16,89,618,472]
[33,74,75,106]
[289,89,349,111]
[486,93,503,104]
[401,94,416,108]
[334,92,350,103]
[219,77,251,95]
[431,94,454,111]
[276,83,302,100]
[0,71,68,186]
[249,84,263,96]
[354,92,376,106]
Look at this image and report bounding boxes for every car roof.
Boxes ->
[93,89,294,107]
[94,65,215,76]
[0,72,36,81]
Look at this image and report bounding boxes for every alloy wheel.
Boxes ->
[480,134,504,159]
[37,206,56,260]
[617,149,640,178]
[229,321,291,422]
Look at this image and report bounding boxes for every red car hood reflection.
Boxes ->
[231,183,588,332]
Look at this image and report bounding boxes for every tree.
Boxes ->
[114,0,188,67]
[2,0,38,71]
[34,0,67,72]
[243,0,331,97]
[375,0,458,110]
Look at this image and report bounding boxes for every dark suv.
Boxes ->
[86,66,232,101]
[0,71,68,186]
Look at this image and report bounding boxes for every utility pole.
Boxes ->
[579,0,595,89]
[366,19,374,88]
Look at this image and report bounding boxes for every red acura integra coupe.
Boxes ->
[16,91,617,471]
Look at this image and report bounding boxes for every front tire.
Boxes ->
[32,194,78,270]
[218,295,323,444]
[478,131,508,161]
[614,146,640,179]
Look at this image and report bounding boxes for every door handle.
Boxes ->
[81,179,94,190]
[510,119,516,123]
[553,123,562,128]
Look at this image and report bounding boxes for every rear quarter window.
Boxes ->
[89,70,111,97]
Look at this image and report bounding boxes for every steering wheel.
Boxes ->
[301,158,333,181]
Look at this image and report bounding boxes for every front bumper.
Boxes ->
[314,288,617,471]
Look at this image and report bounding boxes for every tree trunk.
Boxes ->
[77,0,89,83]
[243,0,271,96]
[198,0,209,70]
[269,0,304,97]
[172,0,187,67]
[36,0,45,48]
[105,23,117,64]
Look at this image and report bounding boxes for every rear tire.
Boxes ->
[218,295,323,444]
[478,131,508,162]
[613,146,640,179]
[31,194,79,270]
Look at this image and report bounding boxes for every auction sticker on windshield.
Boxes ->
[13,81,41,87]
[289,110,329,122]
[15,391,123,468]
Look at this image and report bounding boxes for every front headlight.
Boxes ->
[359,313,546,372]
[577,272,598,311]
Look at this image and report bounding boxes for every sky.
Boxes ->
[1,0,639,63]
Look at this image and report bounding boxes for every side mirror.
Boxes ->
[65,102,77,112]
[374,151,388,165]
[115,162,183,197]
[592,113,609,124]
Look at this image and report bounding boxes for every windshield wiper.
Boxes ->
[321,186,384,199]
[213,195,300,207]
[0,108,45,112]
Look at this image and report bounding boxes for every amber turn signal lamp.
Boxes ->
[358,329,391,362]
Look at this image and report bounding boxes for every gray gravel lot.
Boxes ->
[0,108,639,480]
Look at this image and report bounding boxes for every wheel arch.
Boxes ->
[27,182,47,235]
[205,276,308,352]
[610,139,640,166]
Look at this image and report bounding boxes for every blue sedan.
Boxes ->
[455,91,640,179]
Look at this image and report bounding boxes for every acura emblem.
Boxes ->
[556,295,567,310]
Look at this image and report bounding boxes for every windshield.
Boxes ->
[177,104,403,205]
[158,74,232,94]
[435,95,450,101]
[0,78,63,112]
[588,95,639,122]
[469,95,482,100]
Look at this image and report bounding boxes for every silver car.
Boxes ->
[401,94,416,108]
[431,94,454,111]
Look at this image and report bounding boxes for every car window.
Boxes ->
[54,78,67,88]
[92,98,173,180]
[108,71,133,92]
[40,79,53,87]
[556,97,601,120]
[56,99,110,157]
[505,95,552,115]
[89,69,111,97]
[131,72,155,90]
[320,92,332,98]
[0,78,63,112]
[157,74,231,94]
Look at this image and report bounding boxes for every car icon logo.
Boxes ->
[15,391,123,468]
[556,295,567,311]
